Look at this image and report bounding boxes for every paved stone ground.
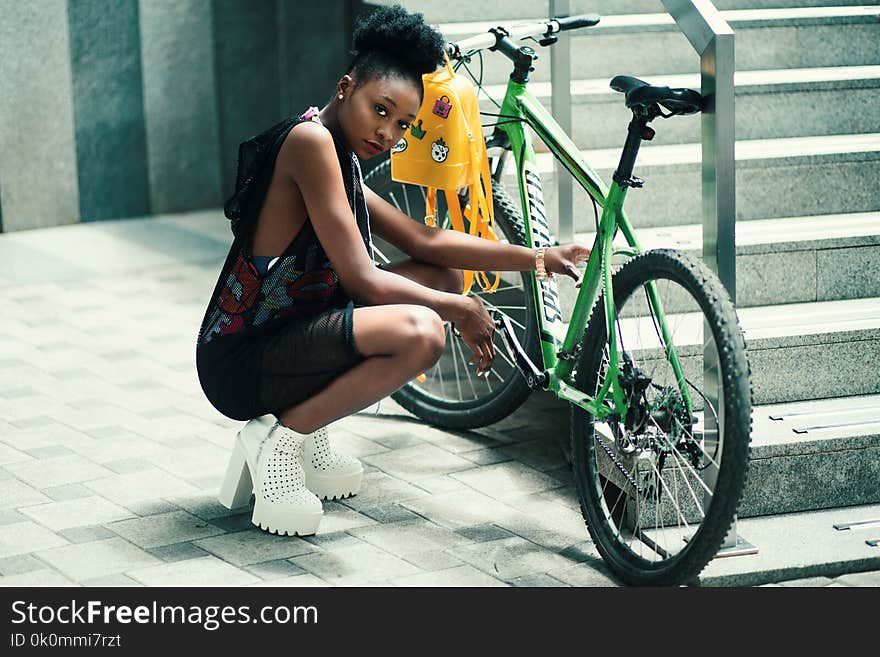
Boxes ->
[0,210,876,588]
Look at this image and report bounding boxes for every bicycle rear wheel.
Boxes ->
[363,158,539,429]
[571,249,752,586]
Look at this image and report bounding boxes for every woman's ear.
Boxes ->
[337,75,355,100]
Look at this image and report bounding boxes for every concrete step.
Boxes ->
[381,0,874,24]
[560,211,880,307]
[480,66,880,148]
[500,133,880,227]
[556,296,880,405]
[441,6,880,84]
[738,394,880,518]
[698,502,880,586]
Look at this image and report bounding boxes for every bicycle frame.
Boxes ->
[494,77,695,420]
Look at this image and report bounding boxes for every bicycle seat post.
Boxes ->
[612,108,659,189]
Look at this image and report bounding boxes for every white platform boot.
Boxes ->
[301,426,364,500]
[218,417,323,536]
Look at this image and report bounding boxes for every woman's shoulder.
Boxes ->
[278,119,343,175]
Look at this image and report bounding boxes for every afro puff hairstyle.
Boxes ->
[346,4,446,97]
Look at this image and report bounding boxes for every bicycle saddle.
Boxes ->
[610,75,704,115]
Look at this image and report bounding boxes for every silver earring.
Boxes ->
[338,94,344,100]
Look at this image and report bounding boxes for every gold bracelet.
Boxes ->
[535,247,549,280]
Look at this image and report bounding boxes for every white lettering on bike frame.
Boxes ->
[523,166,564,342]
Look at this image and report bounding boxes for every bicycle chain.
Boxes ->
[594,429,639,491]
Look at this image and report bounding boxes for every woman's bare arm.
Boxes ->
[280,123,472,322]
[365,185,589,283]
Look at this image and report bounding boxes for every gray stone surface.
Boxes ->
[818,245,880,301]
[105,510,224,549]
[139,0,222,214]
[35,537,161,582]
[128,555,260,586]
[67,0,150,221]
[0,0,79,231]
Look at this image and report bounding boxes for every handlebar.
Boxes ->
[444,14,601,61]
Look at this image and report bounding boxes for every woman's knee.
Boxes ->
[403,307,446,361]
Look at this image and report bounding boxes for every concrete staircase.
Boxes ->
[375,1,880,578]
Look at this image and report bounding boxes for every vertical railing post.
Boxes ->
[550,0,573,245]
[661,0,755,557]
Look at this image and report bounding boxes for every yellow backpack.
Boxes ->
[390,53,499,295]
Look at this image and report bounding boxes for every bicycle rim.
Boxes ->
[571,249,751,585]
[363,158,538,427]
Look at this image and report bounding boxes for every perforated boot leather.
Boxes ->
[301,426,364,500]
[218,418,323,536]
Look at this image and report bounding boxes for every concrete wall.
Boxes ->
[0,0,362,232]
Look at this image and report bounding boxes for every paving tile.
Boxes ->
[35,537,162,581]
[124,500,182,517]
[497,439,568,472]
[508,573,569,587]
[42,483,94,502]
[0,554,45,577]
[358,504,422,524]
[362,443,475,482]
[127,555,260,586]
[23,445,78,460]
[0,521,69,558]
[455,524,516,543]
[193,529,315,567]
[106,511,224,549]
[835,571,880,587]
[291,542,421,585]
[301,531,365,551]
[0,569,78,586]
[546,561,620,587]
[244,560,309,581]
[460,448,513,466]
[57,526,117,544]
[81,574,142,587]
[493,497,590,551]
[449,536,576,580]
[5,454,114,489]
[400,489,522,530]
[398,550,465,572]
[0,479,52,510]
[370,432,424,450]
[0,509,27,526]
[449,462,562,499]
[19,496,135,530]
[333,472,428,512]
[165,493,234,520]
[349,519,474,555]
[83,468,199,505]
[146,542,211,563]
[411,474,469,494]
[104,458,155,474]
[208,512,256,533]
[392,564,508,587]
[249,574,329,587]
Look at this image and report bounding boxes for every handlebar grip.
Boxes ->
[554,14,601,31]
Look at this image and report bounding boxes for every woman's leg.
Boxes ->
[276,260,463,434]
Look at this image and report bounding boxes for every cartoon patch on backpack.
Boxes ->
[432,95,452,119]
[410,119,426,140]
[431,138,449,163]
[391,138,408,154]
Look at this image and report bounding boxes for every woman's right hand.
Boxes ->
[454,295,496,377]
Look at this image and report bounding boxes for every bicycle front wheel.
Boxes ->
[571,249,752,586]
[363,158,540,429]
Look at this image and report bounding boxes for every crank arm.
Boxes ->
[495,314,547,390]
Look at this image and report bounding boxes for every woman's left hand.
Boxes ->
[544,244,592,287]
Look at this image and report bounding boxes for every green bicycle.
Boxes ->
[364,15,752,586]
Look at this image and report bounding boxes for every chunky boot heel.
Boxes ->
[222,418,323,536]
[218,440,253,510]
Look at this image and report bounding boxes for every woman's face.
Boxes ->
[339,74,421,160]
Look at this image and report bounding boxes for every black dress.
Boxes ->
[195,108,376,421]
